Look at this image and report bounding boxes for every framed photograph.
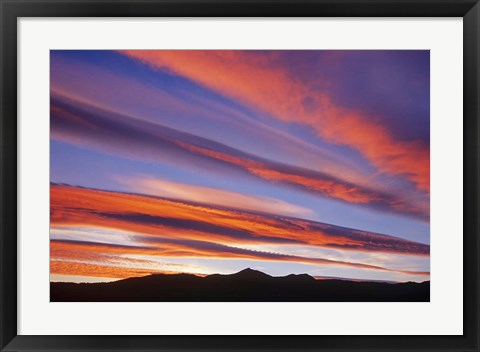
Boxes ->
[1,0,478,351]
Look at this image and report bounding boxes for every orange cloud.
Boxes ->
[50,239,190,279]
[51,184,429,256]
[50,238,429,279]
[51,96,428,219]
[51,261,173,279]
[178,142,420,210]
[121,50,429,192]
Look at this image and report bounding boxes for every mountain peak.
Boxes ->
[239,267,256,273]
[233,268,271,278]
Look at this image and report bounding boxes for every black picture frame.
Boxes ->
[1,0,479,351]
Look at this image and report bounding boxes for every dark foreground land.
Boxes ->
[50,268,430,302]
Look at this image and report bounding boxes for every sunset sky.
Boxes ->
[50,50,430,283]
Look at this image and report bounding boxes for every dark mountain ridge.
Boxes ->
[50,268,429,302]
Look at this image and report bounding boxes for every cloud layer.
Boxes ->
[51,95,428,220]
[51,184,429,258]
[121,50,430,192]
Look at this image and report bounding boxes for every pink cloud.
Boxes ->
[117,175,314,218]
[121,50,429,192]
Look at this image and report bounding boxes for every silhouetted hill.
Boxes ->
[50,269,430,302]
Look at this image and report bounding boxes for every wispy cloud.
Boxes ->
[50,260,182,279]
[121,50,429,192]
[50,237,428,278]
[51,184,429,256]
[51,95,428,220]
[117,175,313,218]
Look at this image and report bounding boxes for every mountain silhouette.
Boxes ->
[214,268,273,280]
[235,267,270,277]
[50,269,429,302]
